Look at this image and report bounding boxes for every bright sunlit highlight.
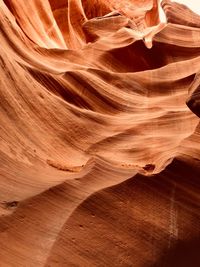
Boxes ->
[159,0,200,23]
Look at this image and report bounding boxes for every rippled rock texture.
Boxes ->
[0,0,200,266]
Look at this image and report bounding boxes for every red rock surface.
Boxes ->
[0,0,200,266]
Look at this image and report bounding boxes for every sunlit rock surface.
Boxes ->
[0,0,200,266]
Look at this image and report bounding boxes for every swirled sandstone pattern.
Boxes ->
[0,0,200,266]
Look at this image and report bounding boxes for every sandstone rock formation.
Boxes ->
[0,0,200,266]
